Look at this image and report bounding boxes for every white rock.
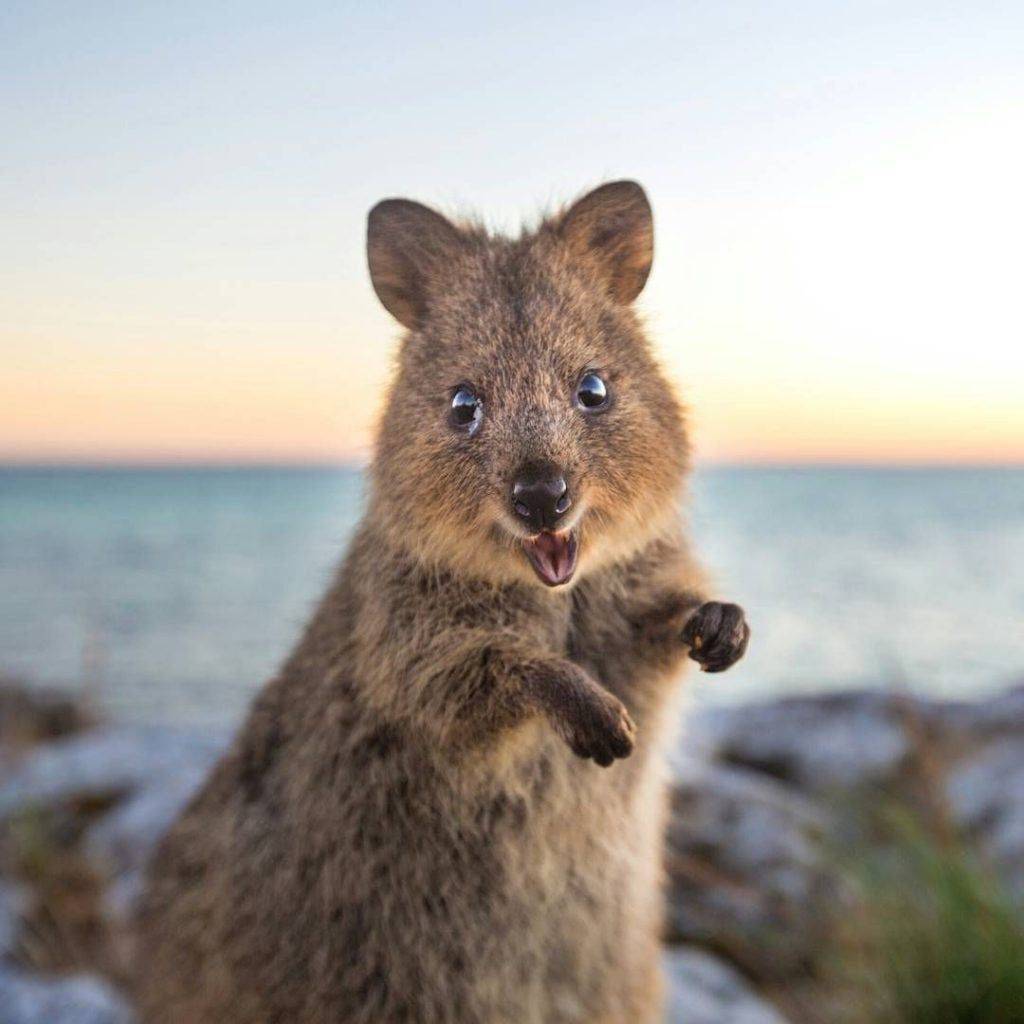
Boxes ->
[85,765,212,919]
[0,966,135,1024]
[0,727,228,821]
[946,737,1024,897]
[86,764,210,878]
[693,690,914,793]
[666,761,840,978]
[931,684,1024,742]
[663,947,791,1024]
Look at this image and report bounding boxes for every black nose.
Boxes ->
[511,465,571,532]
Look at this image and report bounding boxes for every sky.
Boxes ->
[2,1,1023,465]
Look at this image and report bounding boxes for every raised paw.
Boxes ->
[565,691,637,768]
[681,601,750,673]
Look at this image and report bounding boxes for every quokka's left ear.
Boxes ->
[557,180,653,304]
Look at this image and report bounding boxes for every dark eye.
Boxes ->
[449,386,483,434]
[575,371,609,411]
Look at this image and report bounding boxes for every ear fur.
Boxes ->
[557,180,653,304]
[367,199,466,329]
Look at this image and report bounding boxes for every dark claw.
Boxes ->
[682,602,750,673]
[566,695,636,766]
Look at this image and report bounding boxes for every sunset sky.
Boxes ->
[3,2,1022,465]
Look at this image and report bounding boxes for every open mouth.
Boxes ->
[522,530,578,587]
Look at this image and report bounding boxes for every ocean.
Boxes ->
[1,466,1021,725]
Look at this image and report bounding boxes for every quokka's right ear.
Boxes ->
[367,199,466,330]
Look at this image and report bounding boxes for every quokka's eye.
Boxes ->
[575,371,609,411]
[449,386,483,434]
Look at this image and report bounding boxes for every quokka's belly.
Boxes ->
[345,822,659,1023]
[378,767,665,1023]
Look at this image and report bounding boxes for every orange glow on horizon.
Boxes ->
[3,330,1022,467]
[3,311,1024,467]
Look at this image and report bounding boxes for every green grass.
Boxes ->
[834,808,1024,1024]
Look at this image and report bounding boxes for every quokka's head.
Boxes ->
[367,181,689,589]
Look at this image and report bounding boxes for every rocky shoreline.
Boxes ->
[2,679,1022,1023]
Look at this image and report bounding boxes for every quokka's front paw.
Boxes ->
[682,601,750,673]
[565,691,637,768]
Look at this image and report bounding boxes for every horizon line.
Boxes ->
[2,457,1022,472]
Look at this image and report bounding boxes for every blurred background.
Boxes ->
[3,5,1024,1022]
[2,1,1021,724]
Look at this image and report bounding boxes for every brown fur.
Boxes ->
[134,181,749,1023]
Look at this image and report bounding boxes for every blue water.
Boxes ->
[1,466,1022,725]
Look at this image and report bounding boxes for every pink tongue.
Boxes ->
[524,532,576,585]
[535,533,566,576]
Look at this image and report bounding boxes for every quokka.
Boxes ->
[135,180,750,1023]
